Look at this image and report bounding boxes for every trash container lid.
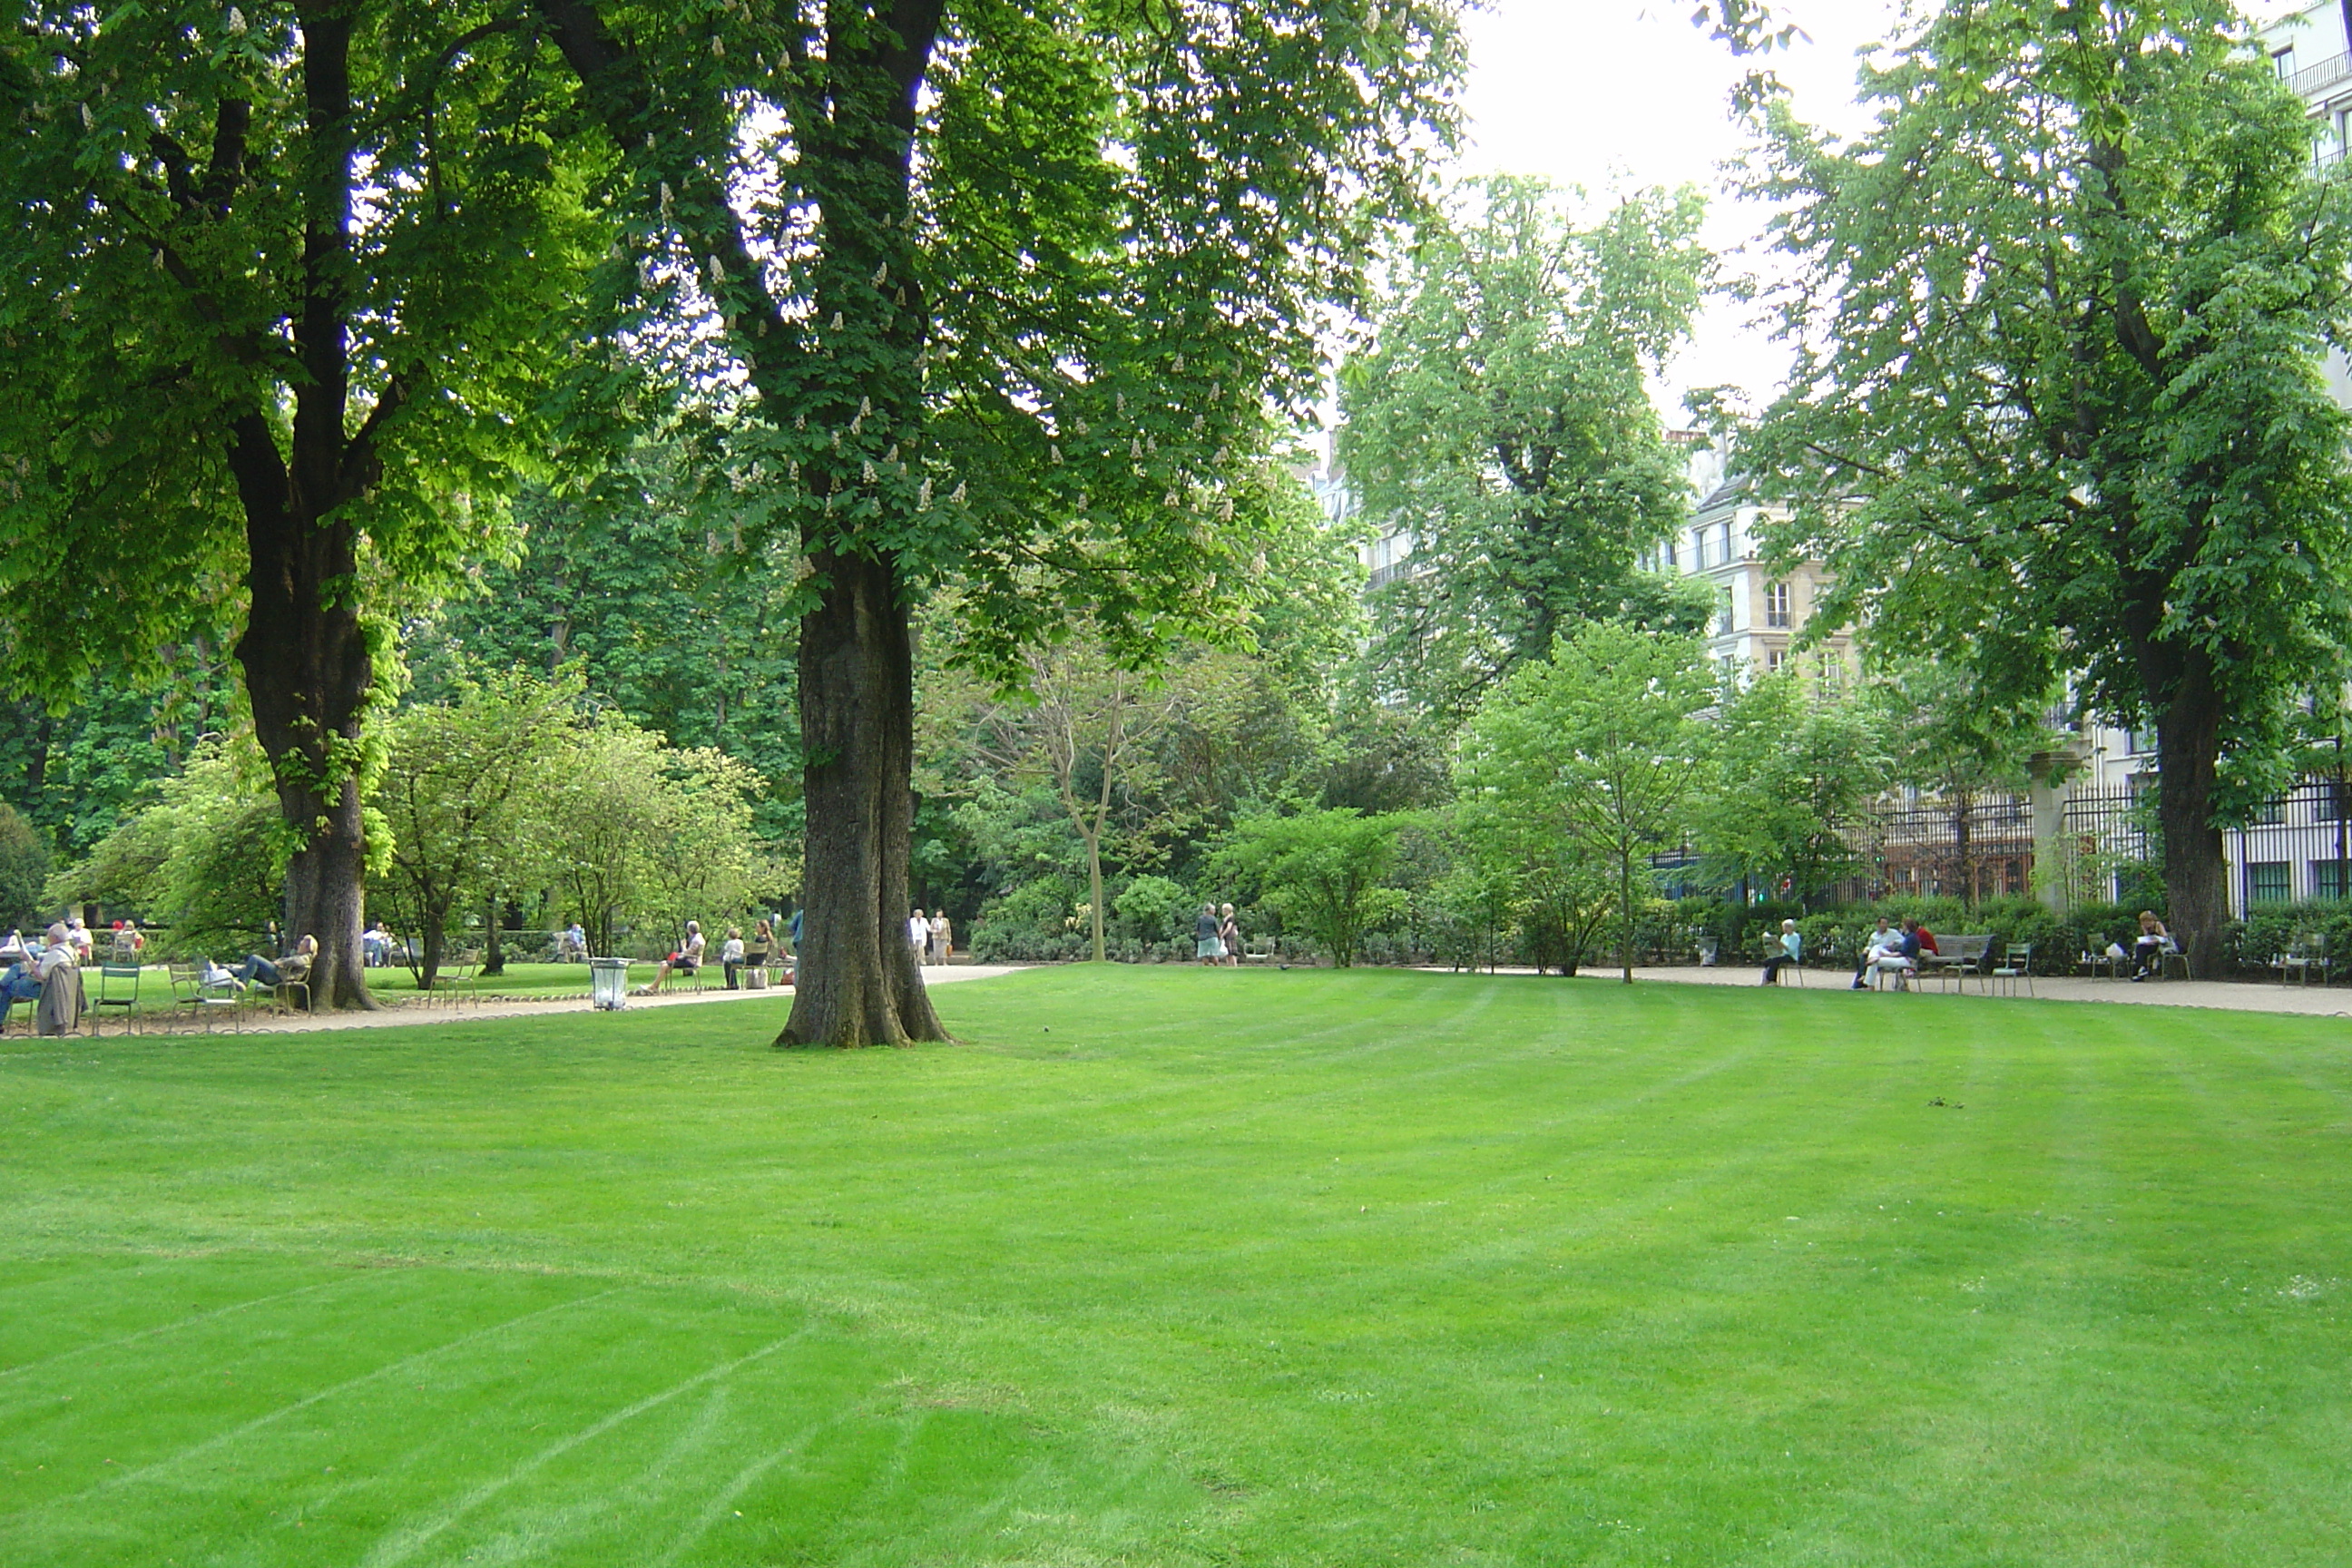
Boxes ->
[588,956,631,968]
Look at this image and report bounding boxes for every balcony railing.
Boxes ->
[2291,52,2352,97]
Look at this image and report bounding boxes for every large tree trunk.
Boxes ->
[237,489,374,1012]
[779,549,945,1046]
[2156,672,2228,979]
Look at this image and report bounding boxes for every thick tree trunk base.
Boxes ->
[283,809,377,1011]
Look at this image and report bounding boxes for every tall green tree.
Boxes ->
[524,0,1466,1044]
[1338,176,1713,719]
[1741,0,2352,975]
[1459,621,1713,984]
[0,2,622,1006]
[412,431,805,840]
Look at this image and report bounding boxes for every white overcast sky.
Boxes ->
[1447,0,2305,417]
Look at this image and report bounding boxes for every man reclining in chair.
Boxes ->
[229,934,317,995]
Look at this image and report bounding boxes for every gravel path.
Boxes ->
[1614,961,2352,1017]
[120,965,1029,1036]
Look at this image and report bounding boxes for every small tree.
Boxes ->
[377,674,578,990]
[968,640,1190,965]
[1693,672,1886,907]
[1461,622,1713,983]
[534,720,667,960]
[48,737,289,960]
[638,748,765,950]
[1213,808,1408,969]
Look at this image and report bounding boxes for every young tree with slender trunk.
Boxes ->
[1459,621,1713,984]
[522,0,1465,1044]
[0,3,620,1006]
[1740,0,2352,977]
[971,642,1186,965]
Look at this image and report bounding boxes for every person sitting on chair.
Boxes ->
[1761,919,1803,985]
[0,925,71,1007]
[2130,910,2171,980]
[644,922,706,994]
[1870,920,1924,991]
[720,927,747,989]
[1850,916,1899,989]
[231,934,317,990]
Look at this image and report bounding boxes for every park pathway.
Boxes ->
[1617,961,2352,1018]
[182,965,1027,1036]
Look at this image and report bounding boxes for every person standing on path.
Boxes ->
[1195,904,1224,966]
[928,909,952,966]
[909,908,932,965]
[1218,904,1242,966]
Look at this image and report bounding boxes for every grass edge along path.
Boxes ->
[2,966,2348,1565]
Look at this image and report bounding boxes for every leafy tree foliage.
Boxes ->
[376,672,580,989]
[47,737,289,959]
[1340,176,1713,719]
[0,804,47,933]
[1213,808,1410,970]
[1741,0,2352,975]
[0,646,241,858]
[532,715,769,959]
[1458,622,1713,983]
[0,1,623,1005]
[409,431,806,840]
[524,0,1466,1043]
[1692,673,1885,907]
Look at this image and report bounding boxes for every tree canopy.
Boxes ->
[522,0,1467,1043]
[1740,0,2352,974]
[0,0,626,1004]
[1340,176,1713,719]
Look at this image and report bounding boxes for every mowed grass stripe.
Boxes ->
[4,966,2350,1564]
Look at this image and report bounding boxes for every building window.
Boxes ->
[1662,537,1677,569]
[2314,859,2351,900]
[2248,861,2291,905]
[2251,798,2286,827]
[1717,521,1733,564]
[1765,648,1785,673]
[1818,655,1845,691]
[2274,46,2296,80]
[1765,581,1791,628]
[2319,779,2351,821]
[1716,586,1734,635]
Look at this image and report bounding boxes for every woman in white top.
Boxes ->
[647,921,707,993]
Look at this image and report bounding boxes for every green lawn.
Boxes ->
[3,968,2347,1565]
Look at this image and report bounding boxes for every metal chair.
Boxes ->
[168,962,244,1033]
[92,964,142,1034]
[2275,934,2329,987]
[1988,943,2035,997]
